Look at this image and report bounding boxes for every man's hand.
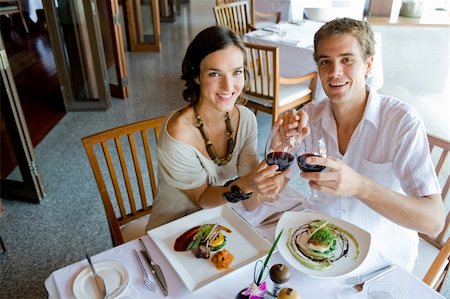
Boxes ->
[300,155,363,198]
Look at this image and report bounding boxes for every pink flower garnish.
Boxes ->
[241,281,267,299]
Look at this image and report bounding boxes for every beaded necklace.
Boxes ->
[193,105,235,166]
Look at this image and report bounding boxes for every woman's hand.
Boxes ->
[241,160,288,196]
[278,109,310,139]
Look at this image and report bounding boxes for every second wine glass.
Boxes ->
[259,126,299,206]
[296,135,328,211]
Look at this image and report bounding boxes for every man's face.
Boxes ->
[315,34,373,105]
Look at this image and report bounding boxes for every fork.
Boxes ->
[345,264,396,285]
[133,249,157,292]
[345,264,397,294]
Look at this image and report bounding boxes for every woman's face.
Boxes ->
[195,45,245,113]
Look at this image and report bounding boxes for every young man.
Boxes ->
[297,18,444,270]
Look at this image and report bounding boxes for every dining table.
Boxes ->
[255,0,304,22]
[243,20,384,101]
[44,185,444,299]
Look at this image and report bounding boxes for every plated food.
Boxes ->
[276,211,371,278]
[287,219,359,271]
[174,223,234,269]
[148,206,272,291]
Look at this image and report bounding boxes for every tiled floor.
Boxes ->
[0,1,448,298]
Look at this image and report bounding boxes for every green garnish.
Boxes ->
[310,227,336,245]
[186,224,216,251]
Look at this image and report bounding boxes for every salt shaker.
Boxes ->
[269,264,291,296]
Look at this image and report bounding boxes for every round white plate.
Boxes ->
[73,261,129,299]
[276,211,371,279]
[255,31,274,38]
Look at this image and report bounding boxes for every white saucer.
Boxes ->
[73,261,129,299]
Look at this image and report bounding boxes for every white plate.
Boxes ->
[276,211,371,279]
[147,205,273,292]
[255,31,274,38]
[73,261,129,299]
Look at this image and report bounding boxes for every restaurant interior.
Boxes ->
[0,0,449,298]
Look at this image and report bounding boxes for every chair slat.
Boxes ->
[141,129,157,198]
[102,140,127,218]
[127,132,146,214]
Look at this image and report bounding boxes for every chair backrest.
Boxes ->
[82,116,165,246]
[213,0,254,36]
[244,42,317,124]
[245,42,279,107]
[420,134,450,247]
[215,0,280,27]
[420,133,450,289]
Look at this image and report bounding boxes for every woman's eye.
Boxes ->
[233,69,243,75]
[208,72,220,77]
[318,60,329,66]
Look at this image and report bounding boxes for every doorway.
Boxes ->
[0,4,65,178]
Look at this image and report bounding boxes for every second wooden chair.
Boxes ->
[244,42,317,124]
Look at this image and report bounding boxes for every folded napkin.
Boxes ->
[282,39,301,46]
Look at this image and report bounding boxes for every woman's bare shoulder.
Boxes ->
[167,106,196,143]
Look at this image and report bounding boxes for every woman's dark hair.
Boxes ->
[181,26,248,106]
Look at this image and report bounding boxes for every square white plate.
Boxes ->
[276,211,371,279]
[147,205,272,292]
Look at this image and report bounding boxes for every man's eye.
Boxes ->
[234,69,243,75]
[318,60,329,65]
[208,72,220,77]
[343,58,353,63]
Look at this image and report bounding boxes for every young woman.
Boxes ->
[146,26,288,230]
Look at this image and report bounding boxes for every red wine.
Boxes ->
[297,153,325,172]
[266,151,294,171]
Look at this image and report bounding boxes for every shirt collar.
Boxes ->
[311,86,381,130]
[362,86,381,130]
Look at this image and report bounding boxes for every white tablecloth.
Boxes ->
[45,186,443,299]
[255,0,304,22]
[244,20,384,101]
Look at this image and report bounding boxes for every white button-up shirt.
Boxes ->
[298,88,441,270]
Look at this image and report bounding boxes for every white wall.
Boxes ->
[373,25,450,139]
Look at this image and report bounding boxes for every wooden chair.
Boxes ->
[414,133,450,291]
[0,0,29,34]
[82,116,165,246]
[244,42,317,124]
[213,1,256,36]
[215,0,281,28]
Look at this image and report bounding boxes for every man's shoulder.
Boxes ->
[378,94,419,117]
[375,94,423,130]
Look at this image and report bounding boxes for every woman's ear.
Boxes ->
[194,77,200,85]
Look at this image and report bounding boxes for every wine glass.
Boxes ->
[296,134,328,211]
[258,125,300,206]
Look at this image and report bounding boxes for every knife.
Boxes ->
[258,202,303,227]
[86,253,107,298]
[139,238,168,296]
